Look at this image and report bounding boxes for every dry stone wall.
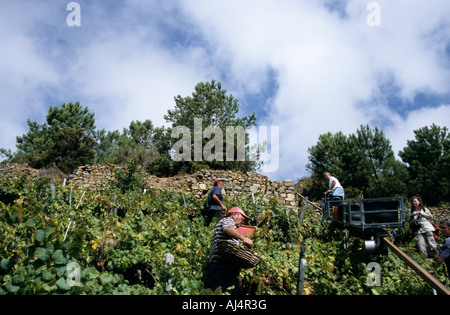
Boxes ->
[0,163,299,207]
[3,163,448,219]
[0,163,40,179]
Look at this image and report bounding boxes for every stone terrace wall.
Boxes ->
[0,163,40,179]
[0,163,299,207]
[3,163,448,218]
[165,169,298,207]
[0,164,450,220]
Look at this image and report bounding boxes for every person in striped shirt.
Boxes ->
[208,207,253,294]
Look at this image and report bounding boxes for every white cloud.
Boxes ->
[386,104,450,156]
[66,32,209,131]
[1,0,449,182]
[0,1,61,156]
[346,0,450,100]
[179,0,450,180]
[0,0,213,155]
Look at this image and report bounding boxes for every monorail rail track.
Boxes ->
[381,237,450,295]
[301,194,450,295]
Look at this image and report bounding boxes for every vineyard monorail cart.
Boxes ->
[322,196,405,254]
[320,195,450,295]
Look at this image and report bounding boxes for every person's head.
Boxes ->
[323,172,331,180]
[214,178,225,187]
[439,218,450,238]
[411,197,423,210]
[227,207,250,228]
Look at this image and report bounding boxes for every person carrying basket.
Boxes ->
[207,207,254,294]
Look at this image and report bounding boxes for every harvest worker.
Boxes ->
[205,178,227,224]
[435,217,450,279]
[324,172,344,200]
[407,197,437,257]
[208,207,253,294]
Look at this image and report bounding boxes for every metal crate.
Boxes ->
[325,196,405,231]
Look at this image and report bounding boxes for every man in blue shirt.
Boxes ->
[436,217,450,279]
[206,178,227,224]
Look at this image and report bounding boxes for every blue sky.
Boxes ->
[1,0,450,181]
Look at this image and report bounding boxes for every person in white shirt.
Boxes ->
[408,196,437,257]
[324,172,344,200]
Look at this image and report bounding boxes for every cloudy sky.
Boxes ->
[1,0,450,181]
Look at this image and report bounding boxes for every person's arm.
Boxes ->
[225,227,253,247]
[212,194,227,211]
[436,239,450,265]
[408,210,421,222]
[420,212,431,220]
[330,180,336,190]
[418,209,432,220]
[327,178,336,193]
[408,214,413,223]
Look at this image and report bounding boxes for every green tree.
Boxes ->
[306,131,348,176]
[305,125,407,200]
[94,129,121,164]
[166,80,256,130]
[399,124,450,205]
[6,102,97,173]
[349,125,407,197]
[145,125,174,177]
[49,127,97,174]
[3,120,50,166]
[164,80,258,174]
[95,120,161,170]
[46,102,95,135]
[306,131,348,198]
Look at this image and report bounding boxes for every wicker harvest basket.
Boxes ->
[217,240,262,269]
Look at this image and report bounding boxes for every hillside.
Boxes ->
[0,163,300,207]
[0,165,449,295]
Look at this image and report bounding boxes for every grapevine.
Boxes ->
[0,175,448,295]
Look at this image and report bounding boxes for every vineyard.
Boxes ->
[0,169,449,295]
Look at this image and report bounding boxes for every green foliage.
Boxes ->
[306,125,409,200]
[399,124,450,205]
[5,102,96,174]
[95,120,167,174]
[164,79,259,174]
[0,174,447,295]
[306,123,449,205]
[350,125,408,197]
[111,160,145,194]
[49,127,96,174]
[94,78,263,177]
[306,131,348,198]
[166,80,256,131]
[2,80,261,178]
